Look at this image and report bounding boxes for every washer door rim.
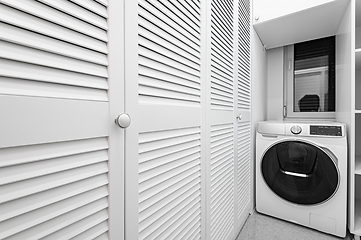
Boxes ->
[259,138,340,206]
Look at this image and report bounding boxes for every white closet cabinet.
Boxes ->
[206,0,252,239]
[124,0,252,240]
[0,0,124,239]
[0,0,251,239]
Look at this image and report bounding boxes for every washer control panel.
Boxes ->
[310,125,342,136]
[290,125,302,135]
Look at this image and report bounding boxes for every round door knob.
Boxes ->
[236,114,242,120]
[115,113,131,128]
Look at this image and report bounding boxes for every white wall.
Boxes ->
[335,0,353,131]
[251,25,267,210]
[267,47,284,120]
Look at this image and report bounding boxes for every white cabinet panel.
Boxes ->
[253,0,335,23]
[253,0,350,49]
[0,1,124,239]
[125,1,203,239]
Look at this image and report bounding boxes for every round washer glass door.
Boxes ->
[261,140,339,205]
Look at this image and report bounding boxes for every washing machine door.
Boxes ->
[261,140,339,205]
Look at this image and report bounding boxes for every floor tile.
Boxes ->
[236,211,353,240]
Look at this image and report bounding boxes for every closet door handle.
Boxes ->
[115,113,131,128]
[236,114,242,120]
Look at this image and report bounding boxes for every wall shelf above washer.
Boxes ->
[253,0,350,49]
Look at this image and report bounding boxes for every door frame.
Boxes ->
[108,0,125,239]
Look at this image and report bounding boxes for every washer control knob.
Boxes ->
[291,125,302,134]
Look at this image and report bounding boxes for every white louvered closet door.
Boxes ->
[0,1,124,239]
[125,1,205,240]
[234,0,252,233]
[206,1,236,240]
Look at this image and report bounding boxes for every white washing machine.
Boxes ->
[256,121,347,237]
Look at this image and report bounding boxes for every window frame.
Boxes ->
[284,45,336,120]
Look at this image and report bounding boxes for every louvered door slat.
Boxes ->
[1,0,107,42]
[0,5,107,53]
[139,75,200,98]
[0,150,108,185]
[184,0,201,17]
[4,198,108,240]
[138,66,201,91]
[211,9,233,44]
[0,188,108,237]
[211,33,233,62]
[168,1,200,28]
[38,0,108,30]
[138,28,200,65]
[138,20,199,61]
[139,177,200,222]
[0,0,116,238]
[140,194,200,240]
[210,0,234,112]
[234,0,252,234]
[207,0,238,239]
[139,57,199,84]
[139,2,200,49]
[143,1,200,38]
[1,162,108,204]
[138,8,199,53]
[124,1,202,238]
[211,69,233,87]
[165,207,201,239]
[0,41,107,78]
[0,137,108,167]
[71,221,109,240]
[0,175,108,222]
[94,232,109,240]
[41,210,108,240]
[0,23,107,66]
[139,46,200,78]
[70,0,108,17]
[139,37,200,72]
[0,59,107,90]
[210,121,234,240]
[0,77,107,101]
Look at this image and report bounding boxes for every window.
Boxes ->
[284,36,335,119]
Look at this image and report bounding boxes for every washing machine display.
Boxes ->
[261,140,339,205]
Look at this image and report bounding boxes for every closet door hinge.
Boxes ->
[288,60,291,70]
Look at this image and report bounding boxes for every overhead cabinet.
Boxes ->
[253,0,349,49]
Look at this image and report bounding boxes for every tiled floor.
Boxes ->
[236,211,353,240]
